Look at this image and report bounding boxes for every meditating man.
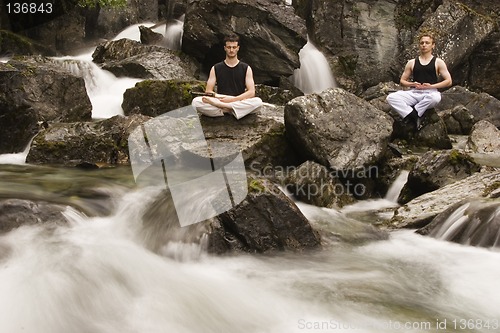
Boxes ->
[191,34,263,119]
[386,32,452,130]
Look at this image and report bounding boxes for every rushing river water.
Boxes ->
[0,164,499,333]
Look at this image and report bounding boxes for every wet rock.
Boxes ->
[284,161,356,208]
[255,84,303,106]
[437,86,500,128]
[0,30,56,56]
[0,56,92,154]
[92,38,198,80]
[418,198,500,248]
[301,0,399,92]
[199,104,299,169]
[438,105,475,135]
[122,79,207,117]
[284,87,393,171]
[139,25,165,46]
[0,199,68,233]
[391,108,452,150]
[93,0,159,39]
[398,150,481,204]
[181,0,306,84]
[208,177,321,253]
[467,30,500,100]
[388,170,500,229]
[465,120,500,155]
[26,114,150,166]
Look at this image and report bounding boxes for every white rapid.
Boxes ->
[56,52,141,119]
[0,142,30,165]
[293,40,337,94]
[165,16,184,50]
[341,170,409,216]
[1,165,500,333]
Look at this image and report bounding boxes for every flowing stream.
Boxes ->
[1,22,499,333]
[1,165,500,333]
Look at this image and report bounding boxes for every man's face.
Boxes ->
[419,36,435,53]
[224,41,239,58]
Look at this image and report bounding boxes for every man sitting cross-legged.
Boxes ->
[192,34,263,120]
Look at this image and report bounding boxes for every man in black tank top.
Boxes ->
[386,32,452,129]
[192,34,262,119]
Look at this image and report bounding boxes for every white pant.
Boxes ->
[386,89,441,118]
[192,97,263,120]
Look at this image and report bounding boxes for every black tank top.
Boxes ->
[413,56,438,84]
[214,61,248,96]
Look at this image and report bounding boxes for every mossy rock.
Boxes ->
[0,30,56,56]
[122,79,206,117]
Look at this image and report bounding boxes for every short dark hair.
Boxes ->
[224,34,240,45]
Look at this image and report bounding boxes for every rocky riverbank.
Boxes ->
[1,0,499,252]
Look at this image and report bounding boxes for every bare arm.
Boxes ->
[400,59,418,87]
[205,66,216,95]
[432,58,452,89]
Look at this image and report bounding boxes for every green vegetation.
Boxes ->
[78,0,127,8]
[248,178,266,193]
[448,149,475,166]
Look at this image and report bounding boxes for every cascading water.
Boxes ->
[293,39,336,94]
[165,15,184,50]
[56,53,141,119]
[2,20,500,333]
[1,164,500,332]
[424,198,500,248]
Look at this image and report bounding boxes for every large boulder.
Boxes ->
[284,87,393,171]
[208,177,321,253]
[437,86,500,128]
[0,30,56,56]
[181,0,307,84]
[198,104,299,169]
[398,150,481,204]
[304,0,399,92]
[465,120,500,155]
[284,160,356,208]
[26,114,150,166]
[394,108,453,150]
[122,79,206,117]
[438,105,475,135]
[388,170,500,229]
[467,31,500,100]
[0,56,92,154]
[0,199,68,234]
[92,38,199,80]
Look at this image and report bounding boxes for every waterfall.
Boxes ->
[340,170,409,215]
[0,142,30,165]
[384,170,409,202]
[55,53,141,119]
[165,15,184,50]
[293,40,336,94]
[426,199,500,248]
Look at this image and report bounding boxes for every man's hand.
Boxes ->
[414,83,433,90]
[218,96,238,103]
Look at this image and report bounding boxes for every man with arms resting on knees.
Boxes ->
[192,34,263,119]
[386,32,452,130]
